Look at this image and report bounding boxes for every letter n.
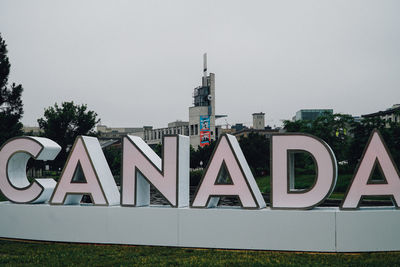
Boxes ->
[121,135,189,207]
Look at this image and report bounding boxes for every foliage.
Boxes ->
[348,117,400,170]
[0,239,399,266]
[190,141,217,169]
[150,143,162,157]
[103,145,121,178]
[283,113,354,164]
[190,169,203,186]
[238,133,270,177]
[37,101,99,170]
[0,33,23,145]
[255,173,353,196]
[283,113,400,173]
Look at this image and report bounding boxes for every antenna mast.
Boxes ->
[202,53,207,86]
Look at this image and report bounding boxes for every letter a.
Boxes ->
[192,134,265,209]
[50,136,120,205]
[121,135,189,207]
[342,130,400,209]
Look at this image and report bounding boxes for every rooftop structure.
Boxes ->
[294,109,333,121]
[252,112,265,130]
[362,104,400,124]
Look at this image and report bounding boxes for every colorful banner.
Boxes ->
[200,116,211,147]
[200,116,210,131]
[200,131,211,146]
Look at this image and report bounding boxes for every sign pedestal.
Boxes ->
[1,202,399,252]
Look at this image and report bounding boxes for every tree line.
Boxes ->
[283,113,400,174]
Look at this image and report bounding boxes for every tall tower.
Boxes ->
[252,112,265,130]
[189,53,216,148]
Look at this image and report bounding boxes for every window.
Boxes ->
[195,124,198,135]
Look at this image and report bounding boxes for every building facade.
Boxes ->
[188,71,216,148]
[294,109,333,121]
[96,125,144,139]
[362,104,400,126]
[252,112,265,130]
[97,121,189,146]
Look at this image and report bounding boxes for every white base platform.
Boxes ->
[0,202,399,252]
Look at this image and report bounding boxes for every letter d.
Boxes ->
[271,134,337,209]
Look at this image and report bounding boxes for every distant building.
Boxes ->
[188,53,225,148]
[231,123,247,132]
[97,121,189,145]
[294,109,333,121]
[22,126,42,135]
[97,125,144,139]
[144,121,189,146]
[223,112,280,140]
[252,112,265,130]
[233,128,280,140]
[362,104,400,124]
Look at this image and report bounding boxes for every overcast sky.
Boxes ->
[0,0,399,128]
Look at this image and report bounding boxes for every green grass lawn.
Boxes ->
[0,239,399,266]
[254,174,353,200]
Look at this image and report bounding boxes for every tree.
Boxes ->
[284,113,355,174]
[310,113,354,164]
[103,145,121,184]
[38,101,99,170]
[150,143,162,157]
[238,133,270,177]
[0,34,24,145]
[284,114,355,160]
[190,141,217,169]
[348,116,400,170]
[283,113,400,174]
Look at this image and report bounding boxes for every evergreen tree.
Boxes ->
[0,34,24,145]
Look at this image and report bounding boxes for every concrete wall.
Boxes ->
[252,113,265,130]
[1,203,400,252]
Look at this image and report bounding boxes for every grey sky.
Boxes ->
[0,0,399,128]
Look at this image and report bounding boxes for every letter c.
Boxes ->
[0,137,61,203]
